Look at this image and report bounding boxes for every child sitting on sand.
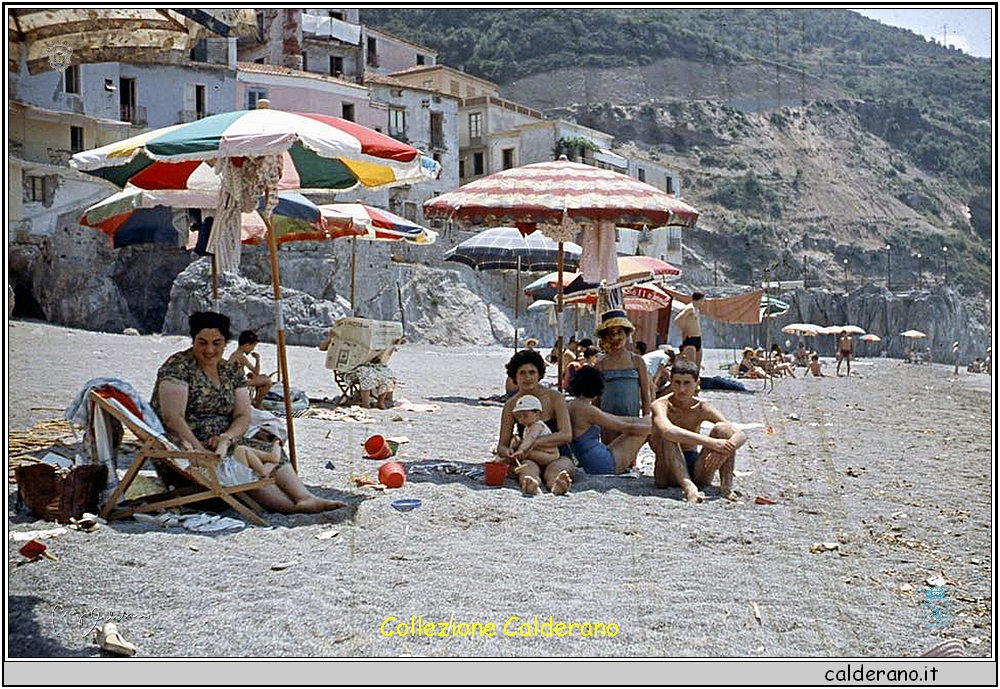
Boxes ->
[808,353,825,377]
[232,438,283,478]
[229,330,274,408]
[509,395,560,466]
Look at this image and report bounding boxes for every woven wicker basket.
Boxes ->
[14,463,108,523]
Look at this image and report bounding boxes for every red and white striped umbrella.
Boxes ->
[423,158,698,229]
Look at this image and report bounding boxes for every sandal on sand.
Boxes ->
[95,622,136,657]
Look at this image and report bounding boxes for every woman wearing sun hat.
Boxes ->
[594,307,651,445]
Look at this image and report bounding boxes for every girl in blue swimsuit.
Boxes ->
[567,365,651,475]
[594,309,651,444]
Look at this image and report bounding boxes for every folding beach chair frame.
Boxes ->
[332,369,361,407]
[90,391,276,526]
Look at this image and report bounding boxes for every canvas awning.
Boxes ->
[667,288,764,324]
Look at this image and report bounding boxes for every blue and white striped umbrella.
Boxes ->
[443,226,582,272]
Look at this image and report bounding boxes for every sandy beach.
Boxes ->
[6,320,994,659]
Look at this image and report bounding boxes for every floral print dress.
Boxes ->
[151,348,285,462]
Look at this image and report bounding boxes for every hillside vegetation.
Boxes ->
[362,8,992,297]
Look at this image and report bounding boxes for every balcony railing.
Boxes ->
[120,104,147,127]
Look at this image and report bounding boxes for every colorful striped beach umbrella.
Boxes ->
[70,108,438,193]
[319,203,436,244]
[424,158,698,229]
[70,103,440,468]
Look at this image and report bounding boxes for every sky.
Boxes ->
[850,7,994,58]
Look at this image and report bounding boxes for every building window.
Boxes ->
[388,107,406,137]
[328,10,344,20]
[70,126,84,153]
[469,112,482,139]
[27,176,46,202]
[64,65,80,94]
[458,159,465,178]
[190,38,207,62]
[665,175,674,194]
[302,51,308,71]
[254,57,265,64]
[256,11,265,41]
[473,152,484,175]
[502,148,515,170]
[416,54,425,65]
[119,77,138,123]
[185,83,207,121]
[366,36,378,66]
[403,202,418,221]
[342,102,355,122]
[637,168,646,183]
[329,55,343,76]
[430,112,444,149]
[247,88,268,109]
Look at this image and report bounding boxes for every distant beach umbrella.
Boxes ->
[444,226,582,272]
[859,333,881,342]
[781,323,823,336]
[901,329,928,339]
[840,325,866,335]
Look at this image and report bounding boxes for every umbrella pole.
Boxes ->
[350,235,357,316]
[514,256,520,352]
[556,242,564,391]
[261,207,298,471]
[211,253,219,311]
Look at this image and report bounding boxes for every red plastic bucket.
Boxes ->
[364,434,393,460]
[484,461,508,486]
[378,461,406,488]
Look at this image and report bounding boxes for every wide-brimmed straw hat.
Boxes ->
[524,337,539,348]
[595,309,634,337]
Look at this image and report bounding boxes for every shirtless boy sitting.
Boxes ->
[510,395,560,467]
[651,358,747,503]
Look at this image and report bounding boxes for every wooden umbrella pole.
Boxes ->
[350,235,357,315]
[514,255,520,352]
[261,205,298,471]
[211,253,219,311]
[556,242,565,391]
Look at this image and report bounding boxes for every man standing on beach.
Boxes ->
[651,359,747,503]
[952,342,960,375]
[674,292,704,372]
[836,331,853,377]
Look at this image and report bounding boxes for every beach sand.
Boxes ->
[6,320,993,658]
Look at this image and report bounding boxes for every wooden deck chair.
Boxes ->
[89,390,276,526]
[332,369,361,406]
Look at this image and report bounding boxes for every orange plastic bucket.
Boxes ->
[364,434,393,460]
[484,461,508,486]
[378,461,406,488]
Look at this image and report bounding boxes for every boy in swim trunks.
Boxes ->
[674,292,704,372]
[651,358,747,503]
[510,394,560,464]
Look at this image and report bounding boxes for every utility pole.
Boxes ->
[842,258,848,293]
[714,260,718,287]
[802,255,807,289]
[942,245,948,284]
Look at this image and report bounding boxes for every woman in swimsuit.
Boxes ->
[567,365,651,475]
[594,309,651,444]
[496,349,576,495]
